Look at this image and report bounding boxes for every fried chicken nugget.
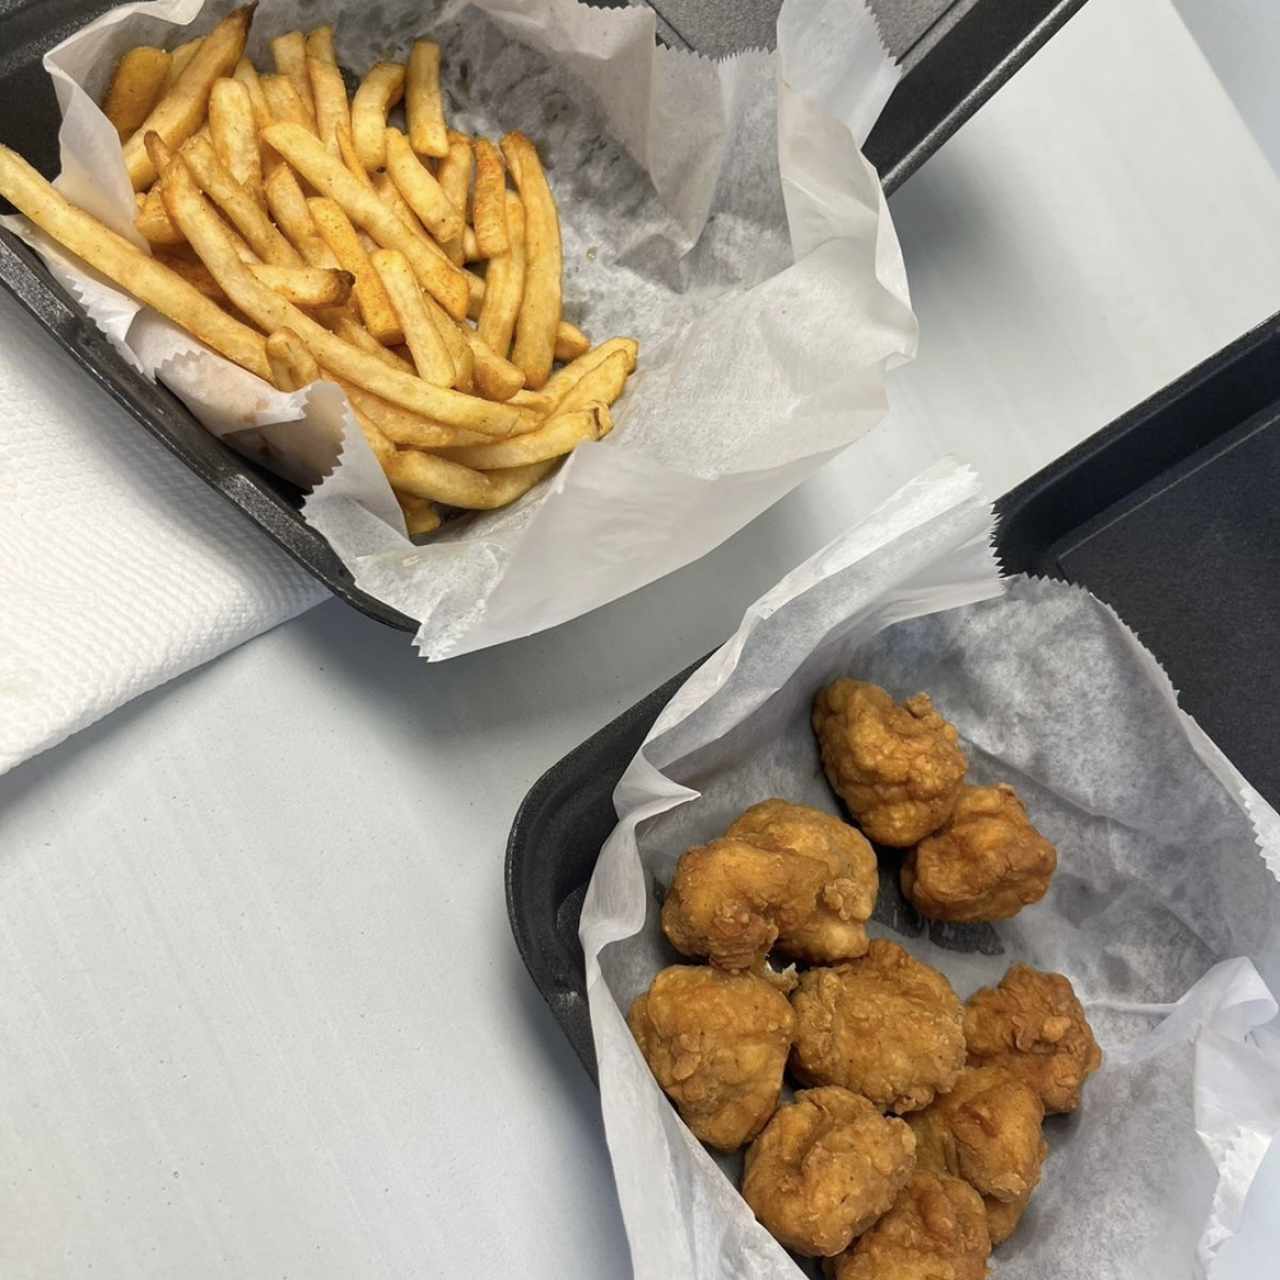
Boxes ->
[727,800,879,962]
[791,940,966,1114]
[902,785,1058,923]
[964,964,1102,1114]
[813,680,967,847]
[907,1066,1047,1246]
[743,1086,916,1257]
[628,965,793,1151]
[828,1172,992,1280]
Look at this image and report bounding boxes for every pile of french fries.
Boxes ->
[0,5,637,537]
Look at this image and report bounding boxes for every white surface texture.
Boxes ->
[3,0,1280,1276]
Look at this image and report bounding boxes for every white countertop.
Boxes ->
[3,0,1279,1275]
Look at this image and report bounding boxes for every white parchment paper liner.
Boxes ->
[3,0,915,657]
[580,458,1280,1280]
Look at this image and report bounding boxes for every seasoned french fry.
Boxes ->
[145,132,259,263]
[373,171,434,246]
[465,330,524,402]
[158,150,527,433]
[152,249,223,298]
[470,138,508,258]
[476,190,524,358]
[502,131,561,388]
[232,57,272,128]
[251,264,354,307]
[329,375,489,449]
[465,267,485,320]
[121,5,252,189]
[309,197,402,345]
[308,56,351,154]
[103,47,171,141]
[384,127,463,245]
[209,77,263,207]
[164,38,203,90]
[335,123,376,193]
[266,327,321,391]
[554,320,591,363]
[370,248,454,386]
[332,315,416,374]
[264,165,340,268]
[262,122,469,319]
[351,62,405,171]
[305,26,337,66]
[385,450,557,510]
[396,491,442,537]
[270,32,316,127]
[437,404,609,470]
[544,337,639,405]
[261,74,316,134]
[406,40,448,159]
[554,348,630,414]
[136,186,186,245]
[347,403,396,463]
[436,130,472,264]
[181,134,303,266]
[0,144,268,379]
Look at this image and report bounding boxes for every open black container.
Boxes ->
[506,311,1280,1080]
[0,0,1087,630]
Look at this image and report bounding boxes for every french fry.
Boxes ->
[554,348,630,414]
[464,227,482,262]
[152,250,223,298]
[348,404,396,464]
[465,267,485,320]
[476,190,524,358]
[305,26,337,66]
[146,132,259,263]
[332,315,416,375]
[0,144,268,379]
[181,134,303,266]
[396,491,442,537]
[309,197,402,345]
[385,450,557,510]
[554,320,591,362]
[264,165,340,268]
[405,40,448,159]
[103,47,171,141]
[121,5,252,189]
[383,127,462,245]
[543,337,638,405]
[164,38,203,90]
[209,77,263,207]
[508,388,557,415]
[136,186,186,245]
[260,74,316,134]
[158,150,527,433]
[465,330,524,402]
[329,376,489,449]
[470,138,508,258]
[335,123,376,193]
[437,403,609,470]
[261,122,469,319]
[232,57,272,128]
[436,130,472,264]
[351,62,405,171]
[373,171,433,245]
[266,327,321,391]
[502,131,561,388]
[370,248,455,386]
[251,264,353,307]
[308,57,351,154]
[270,32,316,126]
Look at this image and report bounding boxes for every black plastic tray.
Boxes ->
[506,310,1280,1081]
[0,0,1087,630]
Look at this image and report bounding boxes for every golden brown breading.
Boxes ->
[726,800,878,963]
[901,785,1057,923]
[813,680,967,848]
[627,965,793,1151]
[982,1189,1033,1246]
[963,964,1102,1114]
[827,1172,991,1280]
[743,1086,916,1257]
[790,940,966,1114]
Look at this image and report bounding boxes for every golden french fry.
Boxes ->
[208,77,263,206]
[261,122,469,320]
[335,123,376,193]
[233,57,272,127]
[436,131,472,265]
[329,375,489,449]
[476,190,524,358]
[347,404,396,464]
[384,127,463,245]
[465,330,524,402]
[152,249,223,298]
[396,490,443,537]
[469,254,586,362]
[251,264,354,307]
[373,170,435,247]
[406,40,448,159]
[181,134,302,266]
[103,47,171,141]
[164,38,203,90]
[421,291,472,391]
[145,132,259,262]
[121,5,252,189]
[463,227,482,262]
[386,450,557,509]
[554,320,590,363]
[554,348,630,414]
[370,249,455,386]
[260,74,316,134]
[437,403,609,470]
[502,131,561,388]
[270,32,316,126]
[309,197,402,345]
[507,388,556,415]
[136,186,186,245]
[266,327,321,391]
[0,144,268,378]
[305,26,337,66]
[332,315,416,375]
[544,338,638,405]
[308,57,351,154]
[351,62,405,171]
[470,138,508,258]
[465,267,485,320]
[264,165,340,268]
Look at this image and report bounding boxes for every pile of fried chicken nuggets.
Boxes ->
[628,678,1103,1276]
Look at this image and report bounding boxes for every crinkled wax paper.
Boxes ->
[4,0,915,657]
[581,459,1280,1280]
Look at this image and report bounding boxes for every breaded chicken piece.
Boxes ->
[743,1086,916,1257]
[790,940,966,1114]
[628,965,793,1151]
[907,1066,1047,1246]
[828,1172,991,1280]
[726,800,879,963]
[901,785,1057,923]
[963,964,1102,1114]
[813,680,967,848]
